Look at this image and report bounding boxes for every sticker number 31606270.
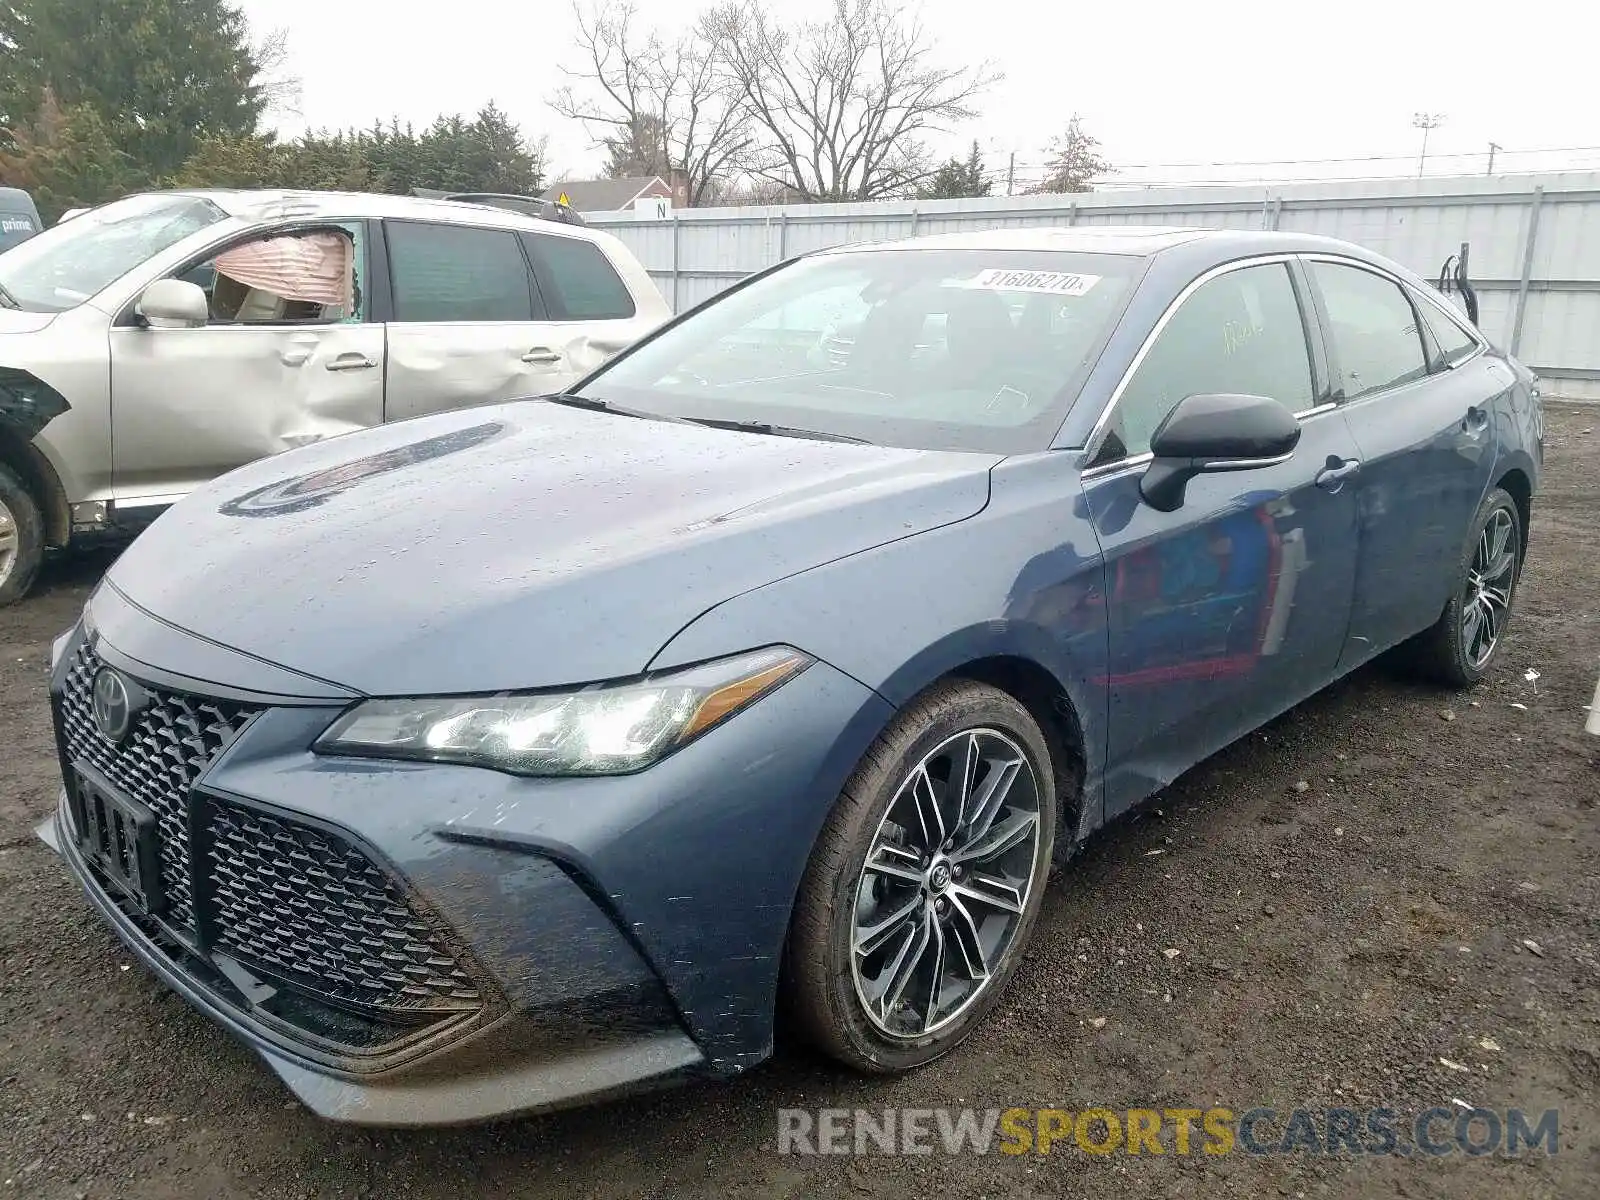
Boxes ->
[962,268,1102,296]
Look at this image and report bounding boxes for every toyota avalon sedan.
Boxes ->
[39,226,1541,1125]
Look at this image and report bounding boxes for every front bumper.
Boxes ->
[40,603,893,1125]
[40,800,703,1125]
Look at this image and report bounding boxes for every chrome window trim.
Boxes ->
[1079,253,1305,465]
[1218,451,1296,470]
[1079,402,1333,482]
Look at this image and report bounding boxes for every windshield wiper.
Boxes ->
[680,416,873,445]
[542,393,697,426]
[0,280,20,310]
[545,395,872,445]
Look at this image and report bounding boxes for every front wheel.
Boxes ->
[1403,486,1524,687]
[0,463,44,606]
[785,680,1058,1072]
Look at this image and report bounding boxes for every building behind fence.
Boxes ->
[586,171,1600,399]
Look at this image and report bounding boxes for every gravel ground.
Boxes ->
[2,405,1597,1199]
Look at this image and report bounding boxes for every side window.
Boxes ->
[520,232,636,320]
[1310,262,1428,399]
[1101,263,1313,462]
[388,222,535,322]
[184,225,362,325]
[1415,294,1480,369]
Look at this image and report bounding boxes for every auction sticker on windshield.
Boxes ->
[961,268,1101,296]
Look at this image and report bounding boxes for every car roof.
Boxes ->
[841,226,1211,255]
[160,188,603,239]
[823,225,1386,264]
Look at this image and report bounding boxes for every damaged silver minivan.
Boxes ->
[0,189,671,603]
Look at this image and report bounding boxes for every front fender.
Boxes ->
[0,365,70,440]
[648,452,1111,831]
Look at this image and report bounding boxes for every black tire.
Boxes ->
[1402,486,1524,688]
[785,679,1059,1073]
[0,463,44,607]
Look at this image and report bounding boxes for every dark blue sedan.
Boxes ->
[40,226,1541,1124]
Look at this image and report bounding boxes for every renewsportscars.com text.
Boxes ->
[776,1106,1560,1158]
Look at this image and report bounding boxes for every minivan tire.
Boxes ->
[0,462,44,606]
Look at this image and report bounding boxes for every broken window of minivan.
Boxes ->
[210,231,356,324]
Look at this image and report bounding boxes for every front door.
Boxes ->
[1304,259,1500,667]
[1081,259,1362,816]
[108,221,384,507]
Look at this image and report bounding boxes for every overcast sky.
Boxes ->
[236,0,1600,189]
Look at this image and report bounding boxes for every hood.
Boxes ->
[106,401,997,695]
[0,308,58,335]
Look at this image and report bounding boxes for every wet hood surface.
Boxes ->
[107,400,998,694]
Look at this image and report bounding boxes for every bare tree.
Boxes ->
[549,0,749,205]
[1029,116,1112,194]
[699,0,997,202]
[252,26,303,123]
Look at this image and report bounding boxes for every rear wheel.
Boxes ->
[1403,486,1523,687]
[0,463,44,606]
[785,680,1058,1072]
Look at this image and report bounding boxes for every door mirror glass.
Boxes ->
[1140,392,1301,511]
[136,278,209,328]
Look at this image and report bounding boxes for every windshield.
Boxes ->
[578,248,1141,452]
[0,194,226,313]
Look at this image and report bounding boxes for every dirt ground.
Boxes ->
[2,405,1597,1200]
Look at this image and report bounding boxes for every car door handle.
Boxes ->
[521,348,563,366]
[1463,405,1490,433]
[1315,458,1361,490]
[325,352,376,372]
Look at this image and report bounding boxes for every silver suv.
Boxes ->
[0,189,671,603]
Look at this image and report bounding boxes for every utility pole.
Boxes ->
[1412,112,1446,177]
[1487,141,1501,175]
[1007,151,1016,197]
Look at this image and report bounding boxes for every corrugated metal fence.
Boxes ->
[587,172,1600,398]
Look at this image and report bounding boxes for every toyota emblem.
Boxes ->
[91,667,135,744]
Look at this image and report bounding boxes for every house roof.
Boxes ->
[539,176,668,212]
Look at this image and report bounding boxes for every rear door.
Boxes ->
[1081,258,1362,815]
[1304,257,1500,668]
[519,230,657,381]
[383,219,560,422]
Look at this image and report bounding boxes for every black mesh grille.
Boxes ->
[58,640,259,932]
[207,802,481,1012]
[55,636,484,1027]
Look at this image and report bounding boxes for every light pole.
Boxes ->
[1412,112,1445,177]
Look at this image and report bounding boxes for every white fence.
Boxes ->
[586,172,1600,399]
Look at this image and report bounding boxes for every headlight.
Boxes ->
[313,646,812,777]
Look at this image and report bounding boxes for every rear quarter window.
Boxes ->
[520,232,636,320]
[1415,293,1481,369]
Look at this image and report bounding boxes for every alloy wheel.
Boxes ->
[850,728,1043,1039]
[1462,507,1517,668]
[0,497,17,591]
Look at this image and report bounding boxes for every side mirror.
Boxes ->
[1139,393,1301,512]
[136,278,209,329]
